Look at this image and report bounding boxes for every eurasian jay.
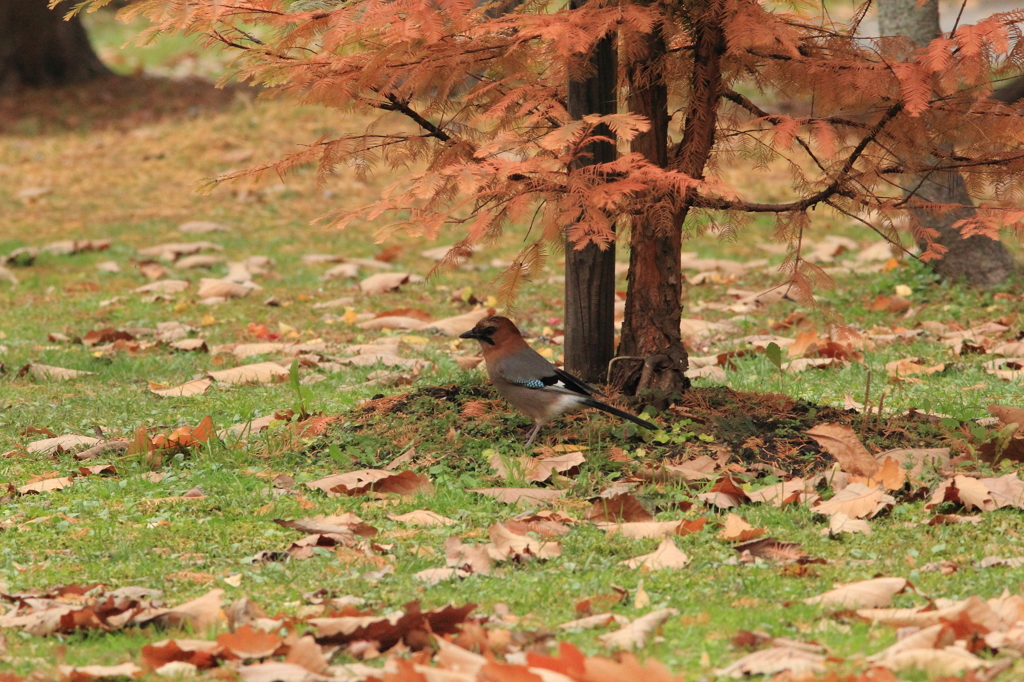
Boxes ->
[459,316,658,446]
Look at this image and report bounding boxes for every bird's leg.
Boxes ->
[523,422,542,448]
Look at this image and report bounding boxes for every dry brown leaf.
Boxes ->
[526,451,585,482]
[982,472,1024,509]
[714,646,827,679]
[306,469,432,497]
[414,567,469,585]
[810,483,894,519]
[235,661,330,682]
[198,278,252,299]
[806,423,878,476]
[621,538,690,571]
[469,488,563,504]
[359,272,410,295]
[598,608,678,650]
[696,475,751,508]
[718,513,766,542]
[804,577,907,609]
[926,475,996,512]
[601,518,708,540]
[444,537,493,576]
[217,624,283,659]
[57,663,144,680]
[875,648,987,677]
[18,476,73,494]
[557,613,630,630]
[870,456,906,491]
[747,477,816,506]
[388,510,456,527]
[149,378,213,398]
[26,434,100,454]
[168,338,208,352]
[134,280,189,294]
[585,493,654,523]
[284,635,330,674]
[875,447,950,482]
[208,362,290,385]
[825,512,872,536]
[274,513,378,537]
[487,522,561,561]
[886,357,945,378]
[22,363,96,381]
[428,308,492,336]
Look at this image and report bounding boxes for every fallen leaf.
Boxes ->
[806,423,879,476]
[805,577,908,609]
[388,510,457,527]
[697,475,751,508]
[306,469,433,497]
[584,493,654,523]
[810,483,894,519]
[874,648,987,677]
[57,664,143,680]
[486,522,561,561]
[598,608,678,650]
[217,624,283,659]
[601,518,708,540]
[26,434,100,454]
[469,488,563,504]
[149,378,213,398]
[359,272,410,295]
[274,513,378,537]
[714,646,827,679]
[21,363,96,381]
[208,362,290,385]
[18,477,73,494]
[886,357,945,378]
[134,280,189,294]
[427,308,492,336]
[557,613,631,630]
[445,537,493,575]
[825,512,872,536]
[718,514,766,542]
[621,538,690,571]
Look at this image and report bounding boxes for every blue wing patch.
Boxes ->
[520,379,545,389]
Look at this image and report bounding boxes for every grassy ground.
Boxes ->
[1,8,1024,680]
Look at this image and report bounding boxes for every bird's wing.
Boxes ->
[496,349,598,397]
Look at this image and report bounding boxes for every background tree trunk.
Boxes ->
[564,11,617,385]
[613,23,690,400]
[0,0,111,92]
[877,0,1017,286]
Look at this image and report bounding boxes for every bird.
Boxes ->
[459,316,658,447]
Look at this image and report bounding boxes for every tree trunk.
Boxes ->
[564,8,617,385]
[613,22,689,400]
[878,0,1017,286]
[0,0,111,92]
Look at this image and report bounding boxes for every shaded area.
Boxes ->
[0,75,250,135]
[338,384,960,479]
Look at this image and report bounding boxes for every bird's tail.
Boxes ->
[582,398,658,432]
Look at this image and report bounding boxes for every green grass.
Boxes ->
[2,9,1024,680]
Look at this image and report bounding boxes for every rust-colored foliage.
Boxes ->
[68,0,1024,312]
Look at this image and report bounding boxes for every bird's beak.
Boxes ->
[459,330,481,340]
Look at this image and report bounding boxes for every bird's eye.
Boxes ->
[482,327,496,335]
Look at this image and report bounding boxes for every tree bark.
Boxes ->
[0,0,111,92]
[564,8,617,385]
[878,0,1017,286]
[613,20,688,400]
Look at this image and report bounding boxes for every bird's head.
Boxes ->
[459,316,522,348]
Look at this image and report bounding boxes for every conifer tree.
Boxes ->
[67,0,1024,397]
